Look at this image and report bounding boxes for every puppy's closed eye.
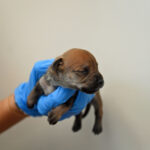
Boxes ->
[73,66,89,75]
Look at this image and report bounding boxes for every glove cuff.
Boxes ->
[14,83,41,117]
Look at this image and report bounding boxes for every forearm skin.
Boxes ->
[0,94,28,134]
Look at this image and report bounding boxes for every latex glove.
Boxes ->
[15,59,94,118]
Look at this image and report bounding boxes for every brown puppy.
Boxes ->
[27,48,104,134]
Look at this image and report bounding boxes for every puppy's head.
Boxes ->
[50,48,104,93]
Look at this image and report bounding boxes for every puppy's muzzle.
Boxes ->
[81,74,104,94]
[94,74,104,88]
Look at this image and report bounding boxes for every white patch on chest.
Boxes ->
[39,76,55,95]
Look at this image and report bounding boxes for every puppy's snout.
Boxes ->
[94,74,104,88]
[80,74,104,94]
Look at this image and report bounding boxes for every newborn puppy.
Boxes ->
[27,48,104,134]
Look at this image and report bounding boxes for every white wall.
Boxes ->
[0,0,150,150]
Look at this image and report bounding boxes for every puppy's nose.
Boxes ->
[94,74,104,87]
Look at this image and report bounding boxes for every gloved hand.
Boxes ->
[14,59,94,120]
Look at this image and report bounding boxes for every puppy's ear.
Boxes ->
[52,58,64,73]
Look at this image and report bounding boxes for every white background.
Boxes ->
[0,0,150,150]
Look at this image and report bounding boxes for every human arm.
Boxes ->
[0,59,94,133]
[0,94,27,134]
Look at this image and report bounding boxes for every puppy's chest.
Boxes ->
[39,75,55,95]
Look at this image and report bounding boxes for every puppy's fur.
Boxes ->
[27,48,104,134]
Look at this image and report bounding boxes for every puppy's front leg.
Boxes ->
[27,81,44,108]
[48,91,78,125]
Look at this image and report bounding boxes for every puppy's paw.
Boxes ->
[27,98,35,109]
[72,122,81,132]
[48,110,61,125]
[92,124,103,135]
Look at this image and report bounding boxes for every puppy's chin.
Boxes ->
[80,87,100,94]
[80,82,104,94]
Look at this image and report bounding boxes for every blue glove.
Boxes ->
[14,59,94,119]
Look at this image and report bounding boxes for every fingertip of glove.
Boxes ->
[78,91,95,101]
[34,59,55,68]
